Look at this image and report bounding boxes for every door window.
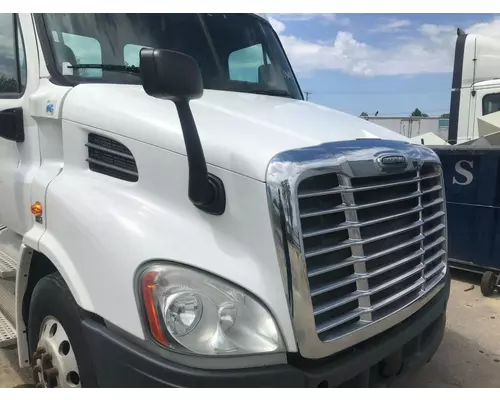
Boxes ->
[0,14,27,96]
[483,93,500,115]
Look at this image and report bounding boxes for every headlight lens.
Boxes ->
[139,264,285,356]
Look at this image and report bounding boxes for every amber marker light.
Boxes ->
[31,202,43,216]
[142,271,168,346]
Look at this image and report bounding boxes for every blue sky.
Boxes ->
[268,13,500,117]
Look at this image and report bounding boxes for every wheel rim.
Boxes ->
[32,316,81,388]
[489,274,497,291]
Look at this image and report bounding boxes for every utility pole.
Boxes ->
[304,91,311,101]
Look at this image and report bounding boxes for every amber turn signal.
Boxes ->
[142,271,168,346]
[31,201,43,216]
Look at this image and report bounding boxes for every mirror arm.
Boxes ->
[175,100,226,215]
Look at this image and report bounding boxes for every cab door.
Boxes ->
[0,13,39,234]
[469,86,500,141]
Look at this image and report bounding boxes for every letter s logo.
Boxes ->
[453,160,474,186]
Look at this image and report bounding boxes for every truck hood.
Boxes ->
[62,84,408,181]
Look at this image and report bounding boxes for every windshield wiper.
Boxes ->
[247,88,293,98]
[68,64,140,74]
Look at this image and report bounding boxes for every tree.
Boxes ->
[439,113,450,118]
[360,111,368,117]
[411,108,429,117]
[0,76,18,93]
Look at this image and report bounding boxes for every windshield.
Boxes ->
[39,13,303,99]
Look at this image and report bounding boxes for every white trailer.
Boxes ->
[361,116,449,142]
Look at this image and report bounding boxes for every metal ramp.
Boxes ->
[0,244,18,347]
[0,250,17,279]
[0,311,16,347]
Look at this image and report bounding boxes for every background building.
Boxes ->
[360,116,450,142]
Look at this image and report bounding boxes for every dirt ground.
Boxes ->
[404,270,500,388]
[1,270,499,388]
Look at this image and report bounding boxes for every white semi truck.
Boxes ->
[448,28,500,144]
[0,13,449,388]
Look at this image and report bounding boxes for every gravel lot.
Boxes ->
[1,271,499,388]
[404,270,500,387]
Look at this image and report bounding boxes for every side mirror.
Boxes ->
[0,107,24,142]
[139,49,225,215]
[139,48,203,102]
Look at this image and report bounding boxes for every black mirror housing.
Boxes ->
[139,48,203,102]
[0,107,24,143]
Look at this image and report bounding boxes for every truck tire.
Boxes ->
[28,272,98,388]
[480,271,497,297]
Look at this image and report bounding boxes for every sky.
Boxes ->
[268,13,500,118]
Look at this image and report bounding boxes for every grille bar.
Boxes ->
[370,278,425,312]
[303,205,423,239]
[302,222,353,238]
[317,277,426,337]
[366,248,424,279]
[423,198,443,208]
[424,223,446,237]
[423,211,445,223]
[310,248,424,296]
[424,249,446,265]
[298,175,421,199]
[316,308,365,334]
[297,162,446,343]
[300,191,421,218]
[421,172,441,180]
[313,263,425,316]
[424,262,446,280]
[308,234,426,278]
[311,275,360,297]
[299,172,442,199]
[362,235,425,263]
[308,257,358,278]
[422,185,443,195]
[424,236,446,251]
[305,220,423,259]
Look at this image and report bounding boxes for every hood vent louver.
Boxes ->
[86,133,138,182]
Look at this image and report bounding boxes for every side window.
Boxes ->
[228,44,265,83]
[483,93,500,116]
[57,32,102,77]
[0,14,27,95]
[124,44,152,67]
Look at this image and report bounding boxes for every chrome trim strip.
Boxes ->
[265,139,447,359]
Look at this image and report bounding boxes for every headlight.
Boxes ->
[139,264,285,356]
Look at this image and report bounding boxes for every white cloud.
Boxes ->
[418,24,455,36]
[270,13,350,26]
[268,17,286,34]
[270,15,500,77]
[371,19,411,33]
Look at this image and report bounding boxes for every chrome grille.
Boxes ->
[297,162,446,342]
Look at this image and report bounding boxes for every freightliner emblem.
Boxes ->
[376,154,407,169]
